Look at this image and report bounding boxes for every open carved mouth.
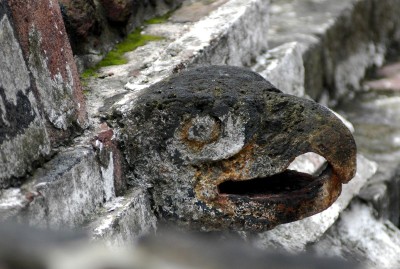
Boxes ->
[218,161,330,199]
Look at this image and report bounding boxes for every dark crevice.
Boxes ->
[218,170,319,197]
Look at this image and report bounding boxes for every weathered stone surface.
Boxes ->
[251,154,377,253]
[117,66,356,232]
[268,0,400,102]
[1,147,113,229]
[252,42,305,97]
[92,123,127,196]
[0,188,27,222]
[170,0,228,23]
[89,188,156,245]
[0,12,51,187]
[59,0,101,40]
[310,200,400,269]
[60,0,184,69]
[0,0,88,188]
[7,0,88,131]
[88,0,270,119]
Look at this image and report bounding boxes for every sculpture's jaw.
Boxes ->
[194,150,345,231]
[214,165,341,231]
[218,165,331,199]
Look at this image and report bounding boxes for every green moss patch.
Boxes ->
[80,28,163,79]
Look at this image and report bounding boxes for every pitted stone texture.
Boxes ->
[252,42,304,97]
[268,0,400,102]
[59,0,101,40]
[251,155,377,253]
[117,66,356,232]
[90,188,157,246]
[310,200,400,269]
[0,13,51,188]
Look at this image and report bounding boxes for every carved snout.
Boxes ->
[119,65,357,232]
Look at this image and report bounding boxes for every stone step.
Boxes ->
[87,0,270,119]
[311,199,400,269]
[87,188,156,246]
[262,0,400,102]
[0,145,114,229]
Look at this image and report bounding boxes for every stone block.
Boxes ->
[310,200,400,269]
[0,0,88,188]
[0,147,113,229]
[7,0,87,132]
[89,188,157,246]
[0,11,51,187]
[252,42,305,97]
[268,0,400,102]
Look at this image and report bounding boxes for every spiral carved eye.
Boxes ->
[186,115,221,145]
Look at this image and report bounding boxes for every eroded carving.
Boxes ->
[119,66,357,231]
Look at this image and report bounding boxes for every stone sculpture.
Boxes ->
[118,65,357,231]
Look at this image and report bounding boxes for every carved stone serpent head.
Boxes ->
[119,65,356,231]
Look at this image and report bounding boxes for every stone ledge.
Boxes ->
[88,188,156,246]
[86,0,270,119]
[0,146,113,229]
[252,42,305,97]
[267,0,400,102]
[311,200,400,269]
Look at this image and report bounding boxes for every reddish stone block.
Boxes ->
[7,0,87,139]
[0,0,88,187]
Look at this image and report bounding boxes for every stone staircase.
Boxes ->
[2,0,400,267]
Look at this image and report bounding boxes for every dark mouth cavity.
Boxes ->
[218,165,329,197]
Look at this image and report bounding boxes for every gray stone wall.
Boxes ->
[0,0,87,188]
[267,0,400,103]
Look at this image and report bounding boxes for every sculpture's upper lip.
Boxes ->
[217,164,331,199]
